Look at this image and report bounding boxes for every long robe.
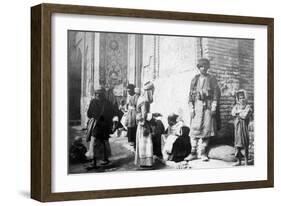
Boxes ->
[150,119,165,157]
[134,96,154,166]
[86,98,115,160]
[170,135,191,162]
[189,74,220,139]
[231,104,252,148]
[126,94,139,128]
[126,94,139,143]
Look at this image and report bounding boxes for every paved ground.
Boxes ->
[68,126,169,174]
[68,126,248,174]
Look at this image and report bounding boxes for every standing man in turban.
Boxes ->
[185,58,220,162]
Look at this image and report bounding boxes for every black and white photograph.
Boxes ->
[67,31,255,174]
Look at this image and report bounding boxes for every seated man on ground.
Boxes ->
[169,126,192,162]
[161,113,183,160]
[162,125,191,162]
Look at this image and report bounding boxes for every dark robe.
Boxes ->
[150,118,165,157]
[188,74,221,138]
[87,98,116,140]
[170,135,191,162]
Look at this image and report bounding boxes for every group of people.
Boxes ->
[73,58,252,170]
[120,82,192,168]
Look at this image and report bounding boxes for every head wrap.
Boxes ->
[197,58,210,69]
[143,81,154,91]
[168,113,179,124]
[235,89,247,102]
[142,81,154,103]
[180,126,190,137]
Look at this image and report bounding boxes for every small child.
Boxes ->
[231,90,252,166]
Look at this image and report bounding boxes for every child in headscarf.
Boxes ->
[231,89,252,166]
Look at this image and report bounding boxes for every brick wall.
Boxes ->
[202,38,254,128]
[238,40,254,107]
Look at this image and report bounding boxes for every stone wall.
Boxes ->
[238,40,254,106]
[142,35,198,127]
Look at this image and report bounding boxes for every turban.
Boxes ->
[197,58,210,68]
[143,81,154,91]
[127,83,135,91]
[168,113,179,123]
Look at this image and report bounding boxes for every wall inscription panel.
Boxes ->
[99,33,128,97]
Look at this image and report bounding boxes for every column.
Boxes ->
[127,34,136,84]
[135,35,143,88]
[94,32,100,89]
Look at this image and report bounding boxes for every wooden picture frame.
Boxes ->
[31,3,274,202]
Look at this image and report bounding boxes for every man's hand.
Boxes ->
[211,101,217,116]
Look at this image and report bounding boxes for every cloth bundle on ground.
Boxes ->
[69,137,88,164]
[207,145,236,162]
[207,123,239,162]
